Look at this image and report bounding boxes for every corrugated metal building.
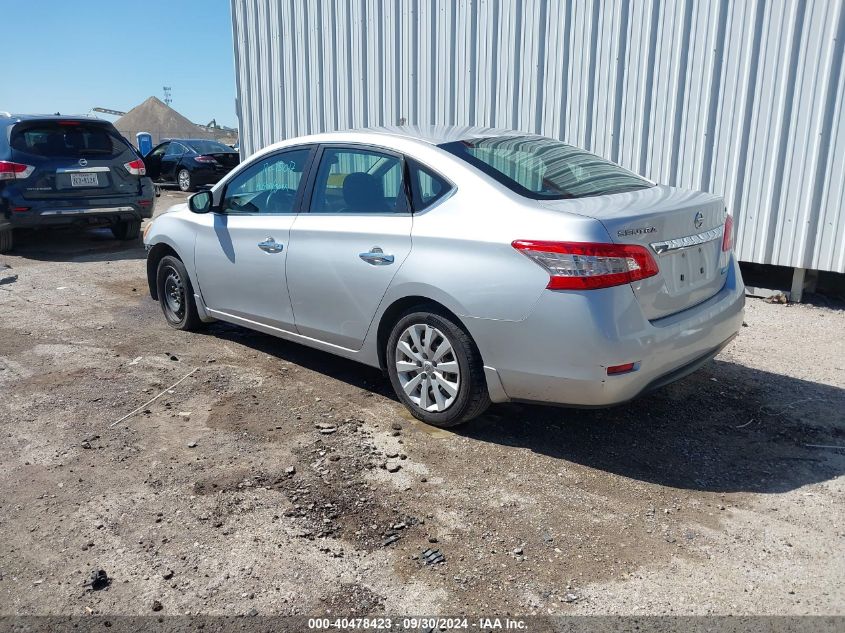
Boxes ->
[230,0,845,282]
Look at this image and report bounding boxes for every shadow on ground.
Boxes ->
[5,227,145,263]
[198,321,845,496]
[463,359,845,495]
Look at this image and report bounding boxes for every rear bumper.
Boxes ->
[465,254,746,406]
[191,167,234,187]
[5,204,152,229]
[3,198,153,231]
[1,178,155,229]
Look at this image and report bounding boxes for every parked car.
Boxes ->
[144,127,745,427]
[144,139,240,192]
[0,114,155,253]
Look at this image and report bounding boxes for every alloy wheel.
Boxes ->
[395,324,461,412]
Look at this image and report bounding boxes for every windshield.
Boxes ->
[186,140,236,154]
[439,135,652,199]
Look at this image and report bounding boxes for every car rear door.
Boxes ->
[285,144,413,350]
[193,146,315,330]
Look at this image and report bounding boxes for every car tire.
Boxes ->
[111,219,141,241]
[155,255,202,331]
[177,169,193,192]
[0,229,13,254]
[386,307,490,427]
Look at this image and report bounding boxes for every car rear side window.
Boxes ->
[409,160,451,211]
[221,147,311,214]
[439,135,652,200]
[187,140,235,154]
[10,122,131,158]
[309,148,409,214]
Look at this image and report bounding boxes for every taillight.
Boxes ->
[124,158,146,176]
[0,160,35,180]
[193,155,218,164]
[722,213,733,252]
[512,240,659,290]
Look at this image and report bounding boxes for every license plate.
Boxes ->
[70,173,99,187]
[662,246,716,293]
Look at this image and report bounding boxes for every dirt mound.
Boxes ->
[114,96,215,145]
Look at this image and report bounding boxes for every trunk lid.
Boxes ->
[205,152,240,169]
[541,185,729,320]
[9,120,142,201]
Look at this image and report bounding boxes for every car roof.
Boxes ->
[0,113,114,127]
[345,125,531,145]
[163,138,230,144]
[246,126,544,164]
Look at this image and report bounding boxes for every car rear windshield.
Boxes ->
[439,135,652,199]
[186,140,235,154]
[10,122,132,158]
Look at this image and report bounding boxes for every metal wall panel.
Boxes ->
[231,0,845,273]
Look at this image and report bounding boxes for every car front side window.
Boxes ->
[149,143,168,159]
[221,148,312,215]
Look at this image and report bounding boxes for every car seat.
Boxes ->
[342,172,391,213]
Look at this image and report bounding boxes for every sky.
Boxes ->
[0,0,237,127]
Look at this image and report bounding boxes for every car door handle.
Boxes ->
[257,237,284,253]
[359,247,395,265]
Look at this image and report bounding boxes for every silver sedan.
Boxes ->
[144,127,745,427]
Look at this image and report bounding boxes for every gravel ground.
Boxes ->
[0,196,842,617]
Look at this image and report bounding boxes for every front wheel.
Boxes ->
[386,308,490,427]
[155,255,202,331]
[177,169,193,192]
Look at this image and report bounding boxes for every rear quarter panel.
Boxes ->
[396,186,615,322]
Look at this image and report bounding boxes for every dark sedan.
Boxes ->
[144,139,240,192]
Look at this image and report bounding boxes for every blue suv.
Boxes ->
[0,114,155,253]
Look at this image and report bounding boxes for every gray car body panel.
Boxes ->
[145,128,745,408]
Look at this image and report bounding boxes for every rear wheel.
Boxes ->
[111,219,141,241]
[0,229,13,254]
[177,169,193,192]
[386,308,490,427]
[155,255,201,331]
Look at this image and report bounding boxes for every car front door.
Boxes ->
[145,142,168,181]
[160,142,185,182]
[286,145,413,349]
[193,146,315,330]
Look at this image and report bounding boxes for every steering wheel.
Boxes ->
[225,188,297,214]
[266,187,296,212]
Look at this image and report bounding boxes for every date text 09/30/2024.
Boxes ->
[307,617,528,630]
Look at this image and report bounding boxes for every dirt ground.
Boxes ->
[0,191,843,617]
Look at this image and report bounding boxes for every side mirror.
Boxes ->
[188,190,213,214]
